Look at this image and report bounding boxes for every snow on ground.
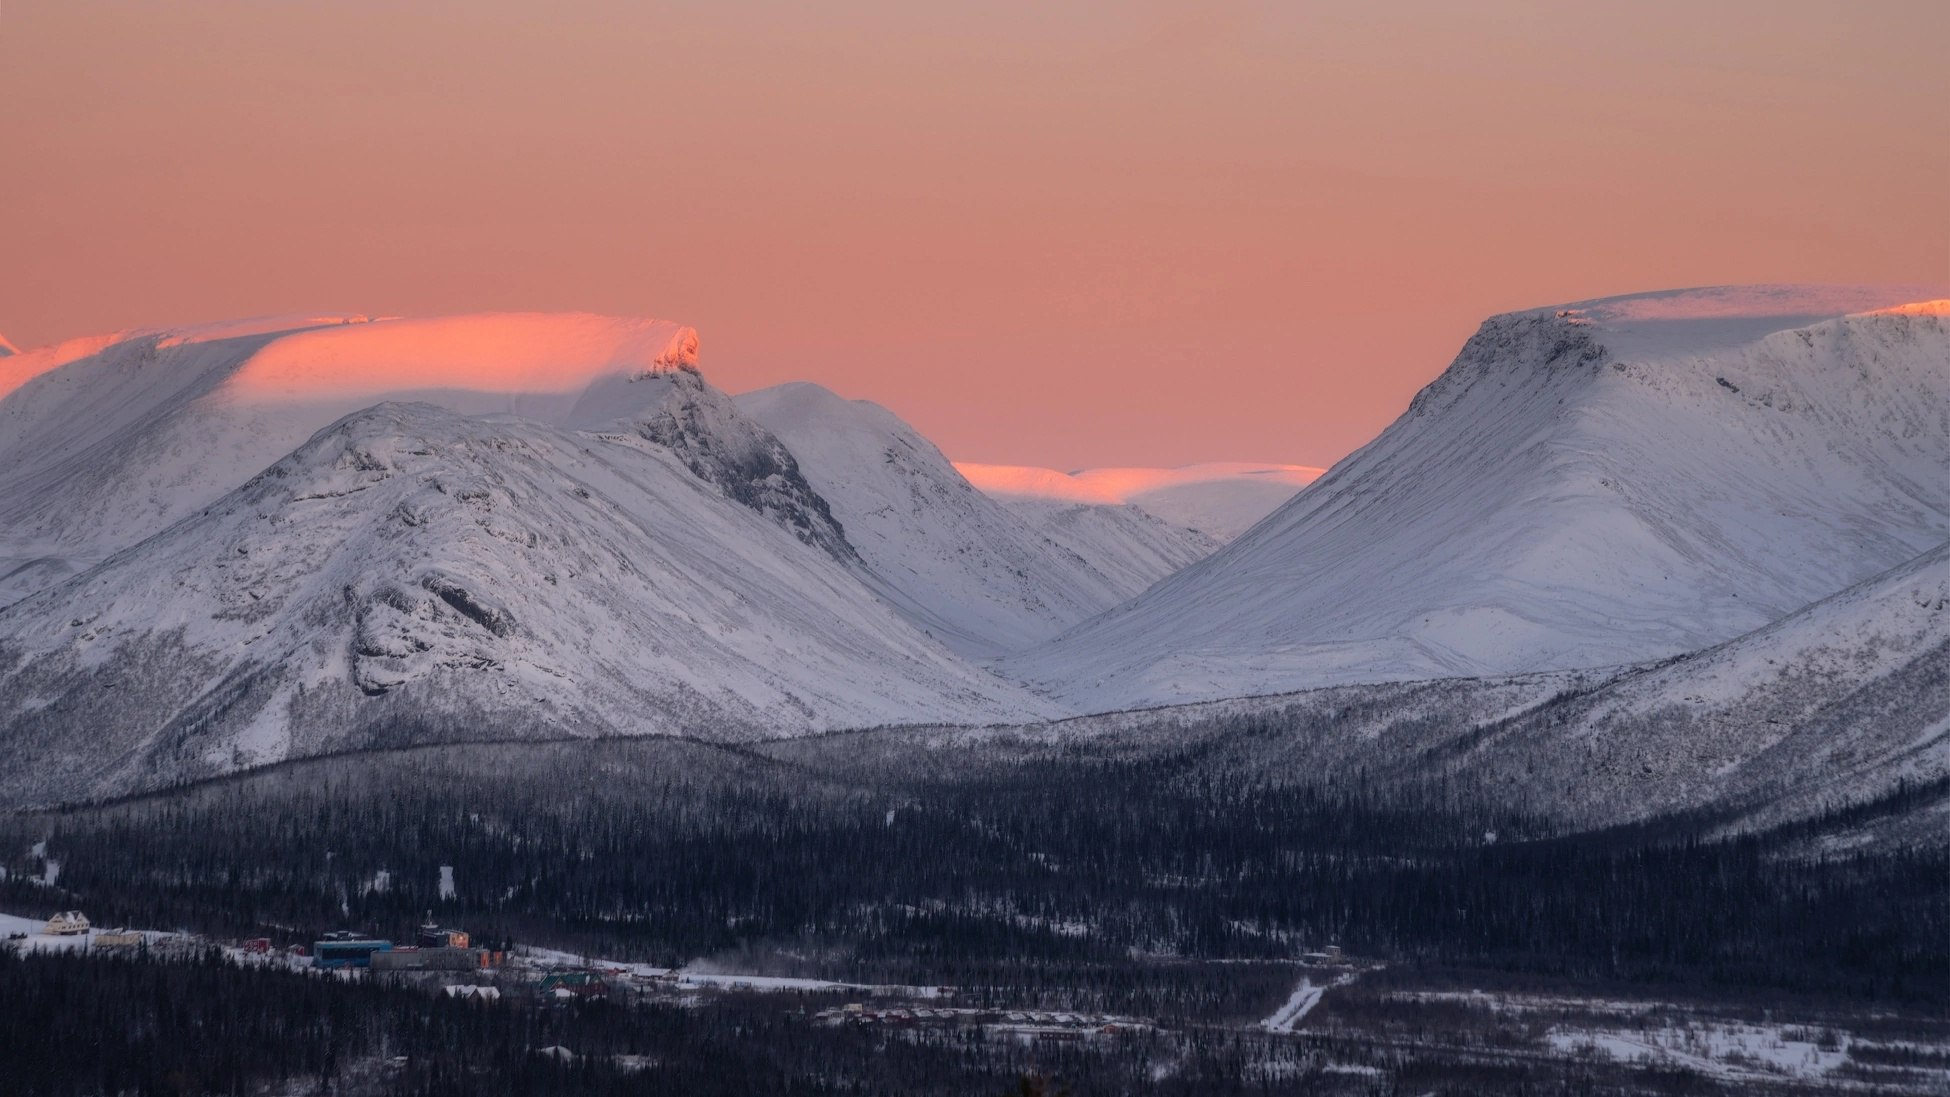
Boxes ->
[1384,985,1950,1088]
[1255,974,1349,1036]
[1547,1022,1850,1083]
[515,943,944,997]
[0,911,54,938]
[518,943,671,979]
[1258,979,1325,1033]
[672,972,945,997]
[0,910,221,960]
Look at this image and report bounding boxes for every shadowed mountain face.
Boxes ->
[1006,288,1950,712]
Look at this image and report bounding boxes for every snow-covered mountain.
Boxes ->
[0,396,1054,806]
[737,382,1198,656]
[0,315,1090,804]
[1007,286,1950,711]
[0,314,715,606]
[959,461,1322,541]
[0,331,17,357]
[8,288,1947,823]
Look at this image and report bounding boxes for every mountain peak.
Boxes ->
[0,311,717,607]
[1008,284,1950,710]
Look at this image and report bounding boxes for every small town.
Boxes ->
[2,904,1366,1047]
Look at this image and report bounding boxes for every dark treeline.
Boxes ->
[4,737,1945,1011]
[0,948,1158,1097]
[1,947,1690,1097]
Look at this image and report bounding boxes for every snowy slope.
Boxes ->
[1455,535,1950,829]
[0,331,16,356]
[959,461,1322,541]
[990,497,1217,600]
[1008,286,1950,711]
[911,537,1950,838]
[737,382,1188,656]
[0,314,706,606]
[0,400,1051,807]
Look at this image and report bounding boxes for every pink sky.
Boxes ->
[2,1,1945,469]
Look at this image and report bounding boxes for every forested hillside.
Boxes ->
[8,737,1945,1010]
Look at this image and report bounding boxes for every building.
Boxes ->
[45,912,90,936]
[539,971,608,1000]
[416,923,471,949]
[94,930,143,950]
[312,932,395,969]
[372,947,489,973]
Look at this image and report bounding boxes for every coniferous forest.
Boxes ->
[4,732,1948,1095]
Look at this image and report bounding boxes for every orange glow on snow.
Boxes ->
[1857,300,1950,317]
[954,465,1122,504]
[957,462,1324,504]
[153,315,373,348]
[1559,286,1950,326]
[0,332,125,401]
[223,313,700,403]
